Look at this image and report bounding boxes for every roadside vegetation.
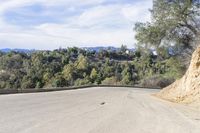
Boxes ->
[0,46,184,89]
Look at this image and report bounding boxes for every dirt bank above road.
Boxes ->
[156,47,200,103]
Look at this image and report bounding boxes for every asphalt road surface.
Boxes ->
[0,87,200,133]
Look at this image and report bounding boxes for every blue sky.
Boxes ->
[0,0,152,50]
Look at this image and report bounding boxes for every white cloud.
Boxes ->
[121,1,152,23]
[0,0,152,50]
[0,0,106,14]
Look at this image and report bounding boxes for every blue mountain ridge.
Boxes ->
[0,48,36,53]
[0,47,135,53]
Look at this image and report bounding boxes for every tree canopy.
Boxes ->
[135,0,200,52]
[0,47,184,89]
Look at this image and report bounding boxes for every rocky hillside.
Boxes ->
[156,46,200,103]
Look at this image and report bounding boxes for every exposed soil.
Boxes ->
[156,47,200,104]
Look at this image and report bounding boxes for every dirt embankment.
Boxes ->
[156,46,200,103]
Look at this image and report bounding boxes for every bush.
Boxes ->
[51,75,66,87]
[74,78,91,86]
[140,75,174,88]
[101,77,120,85]
[0,81,6,89]
[21,80,35,89]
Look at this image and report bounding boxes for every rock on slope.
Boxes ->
[156,46,200,103]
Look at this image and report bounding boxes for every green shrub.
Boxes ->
[74,78,91,86]
[140,75,174,88]
[101,77,120,85]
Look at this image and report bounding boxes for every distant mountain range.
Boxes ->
[82,46,135,52]
[0,47,135,53]
[0,48,36,53]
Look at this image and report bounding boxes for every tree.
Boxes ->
[0,71,10,89]
[121,64,132,85]
[102,58,115,78]
[120,44,128,53]
[21,76,35,89]
[51,74,66,87]
[134,0,200,62]
[90,68,98,83]
[75,54,88,71]
[62,63,75,86]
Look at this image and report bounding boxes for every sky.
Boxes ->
[0,0,152,50]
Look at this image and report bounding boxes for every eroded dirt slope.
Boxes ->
[156,47,200,103]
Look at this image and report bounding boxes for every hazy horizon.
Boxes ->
[0,0,152,50]
[0,45,137,51]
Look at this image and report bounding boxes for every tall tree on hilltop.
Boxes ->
[134,0,200,65]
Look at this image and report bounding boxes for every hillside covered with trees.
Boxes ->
[1,0,199,90]
[0,46,184,89]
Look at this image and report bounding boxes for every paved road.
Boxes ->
[0,87,200,133]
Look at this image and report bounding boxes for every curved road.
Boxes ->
[0,87,200,133]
